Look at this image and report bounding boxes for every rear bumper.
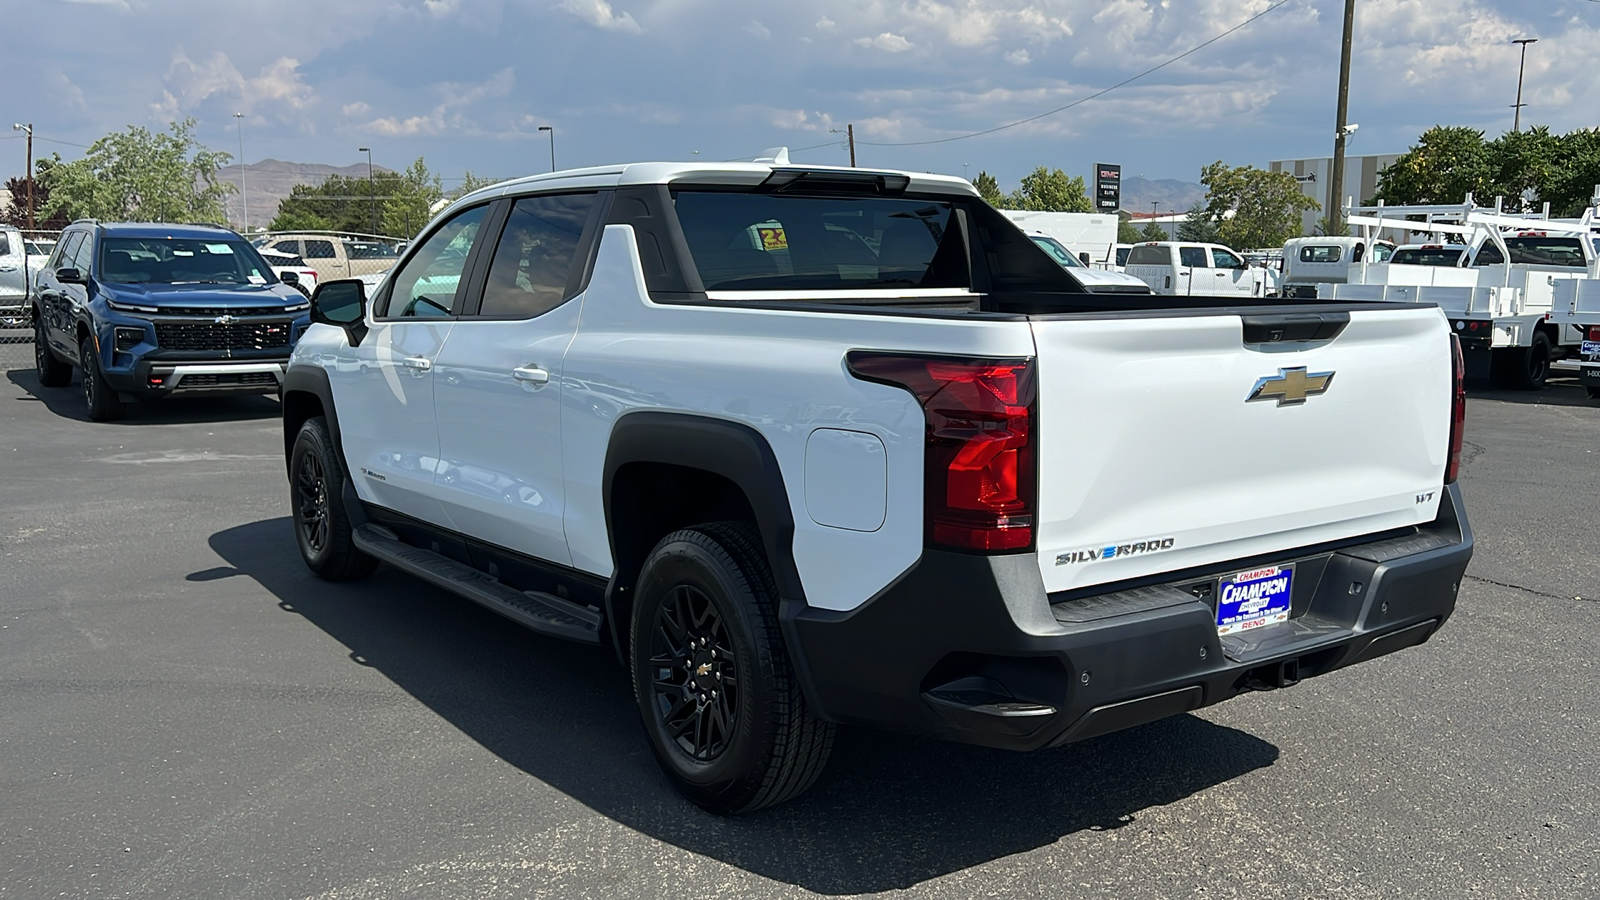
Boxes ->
[787,483,1472,751]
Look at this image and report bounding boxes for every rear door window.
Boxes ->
[476,193,599,318]
[1299,245,1343,263]
[303,240,336,260]
[1178,247,1208,268]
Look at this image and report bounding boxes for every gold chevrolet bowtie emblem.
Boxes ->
[1248,367,1335,406]
[696,663,713,676]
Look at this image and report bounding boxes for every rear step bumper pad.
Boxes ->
[787,483,1472,752]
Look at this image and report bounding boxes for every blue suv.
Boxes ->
[32,221,311,420]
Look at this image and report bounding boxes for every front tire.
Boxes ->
[35,313,70,387]
[630,522,834,814]
[79,334,122,421]
[290,416,378,581]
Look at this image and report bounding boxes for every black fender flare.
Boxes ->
[280,364,367,529]
[600,410,807,644]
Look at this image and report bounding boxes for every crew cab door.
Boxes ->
[431,192,604,567]
[1177,245,1208,295]
[0,232,26,304]
[332,205,489,526]
[1211,247,1258,298]
[303,238,350,282]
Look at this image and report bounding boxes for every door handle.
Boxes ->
[401,356,432,373]
[512,365,550,385]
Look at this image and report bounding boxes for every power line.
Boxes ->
[857,0,1296,148]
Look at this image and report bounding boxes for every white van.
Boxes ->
[1279,236,1394,299]
[1122,241,1269,298]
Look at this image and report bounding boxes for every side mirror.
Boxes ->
[1077,252,1091,266]
[279,269,300,285]
[310,278,369,347]
[57,267,85,284]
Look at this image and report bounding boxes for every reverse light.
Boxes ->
[1446,334,1466,484]
[847,352,1037,552]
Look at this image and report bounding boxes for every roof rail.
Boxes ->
[70,217,99,225]
[183,222,230,230]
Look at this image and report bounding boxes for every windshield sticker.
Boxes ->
[247,274,266,284]
[756,226,788,252]
[205,243,235,254]
[1056,537,1175,566]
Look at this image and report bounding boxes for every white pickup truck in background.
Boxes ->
[0,226,33,327]
[1278,236,1395,299]
[284,158,1472,813]
[1123,241,1272,298]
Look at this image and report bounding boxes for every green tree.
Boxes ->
[1486,126,1561,211]
[1117,216,1142,244]
[1006,166,1092,212]
[1139,218,1168,242]
[1176,202,1221,243]
[1313,215,1350,237]
[972,170,1006,207]
[381,157,444,239]
[1372,126,1493,207]
[452,170,499,198]
[1201,161,1316,250]
[38,118,234,224]
[1540,128,1600,216]
[268,174,374,233]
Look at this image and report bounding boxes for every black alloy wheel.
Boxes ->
[296,445,330,555]
[34,314,70,387]
[630,522,834,814]
[648,584,740,762]
[289,416,378,581]
[79,334,122,421]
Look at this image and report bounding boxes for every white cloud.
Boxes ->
[1004,49,1030,65]
[363,67,517,137]
[423,0,461,14]
[557,0,642,34]
[153,50,315,119]
[854,32,913,53]
[744,20,770,40]
[816,16,835,30]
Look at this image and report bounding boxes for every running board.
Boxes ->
[353,524,602,644]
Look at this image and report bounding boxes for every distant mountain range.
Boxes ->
[215,159,394,231]
[1120,176,1207,216]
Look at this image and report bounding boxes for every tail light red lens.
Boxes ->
[1588,326,1600,342]
[1446,334,1465,484]
[847,352,1037,552]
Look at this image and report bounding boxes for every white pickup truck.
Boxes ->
[1123,241,1272,298]
[283,158,1473,813]
[0,226,33,326]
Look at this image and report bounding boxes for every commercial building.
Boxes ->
[1268,152,1402,235]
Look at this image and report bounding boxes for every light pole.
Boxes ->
[538,126,554,172]
[1328,0,1356,238]
[358,147,376,236]
[233,113,248,233]
[10,123,32,231]
[1512,38,1538,132]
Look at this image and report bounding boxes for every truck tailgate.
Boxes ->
[1030,306,1452,594]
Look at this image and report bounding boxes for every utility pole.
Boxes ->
[1328,0,1356,238]
[359,147,376,236]
[847,123,855,168]
[233,113,248,233]
[11,124,32,231]
[1512,38,1538,132]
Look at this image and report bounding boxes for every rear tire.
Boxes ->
[1492,331,1551,391]
[290,416,378,581]
[1587,386,1600,401]
[630,521,834,814]
[79,334,123,421]
[34,314,70,387]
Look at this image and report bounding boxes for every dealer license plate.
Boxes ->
[1216,564,1294,635]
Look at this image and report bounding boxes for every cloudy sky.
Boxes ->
[6,0,1599,193]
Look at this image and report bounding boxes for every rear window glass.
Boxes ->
[1391,248,1465,267]
[1298,245,1343,263]
[1115,247,1131,266]
[1125,246,1167,266]
[1178,247,1208,268]
[1473,236,1587,267]
[672,192,965,291]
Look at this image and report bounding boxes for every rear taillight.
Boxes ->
[1446,334,1465,484]
[847,352,1037,552]
[1588,326,1600,342]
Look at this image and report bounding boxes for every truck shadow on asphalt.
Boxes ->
[203,517,1280,895]
[1467,377,1597,409]
[6,368,282,424]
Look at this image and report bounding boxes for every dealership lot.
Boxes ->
[1,365,1596,899]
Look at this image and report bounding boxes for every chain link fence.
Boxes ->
[1,230,62,372]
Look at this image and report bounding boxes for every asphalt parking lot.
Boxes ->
[2,363,1596,900]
